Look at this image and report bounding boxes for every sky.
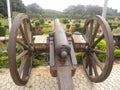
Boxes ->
[22,0,120,12]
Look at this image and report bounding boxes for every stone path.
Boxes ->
[0,63,120,90]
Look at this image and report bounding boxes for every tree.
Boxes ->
[0,0,26,17]
[85,5,102,16]
[11,0,26,13]
[0,0,7,16]
[27,3,43,14]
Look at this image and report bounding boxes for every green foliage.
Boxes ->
[35,21,40,27]
[32,59,41,67]
[75,52,82,64]
[114,49,120,58]
[0,0,7,16]
[0,0,26,17]
[0,56,8,68]
[32,59,48,67]
[62,19,69,24]
[96,39,106,51]
[27,3,43,14]
[108,21,120,30]
[42,24,52,28]
[0,43,8,68]
[39,18,44,25]
[34,18,44,27]
[32,52,48,67]
[0,43,7,56]
[66,24,71,30]
[96,39,106,62]
[75,23,80,28]
[0,25,6,36]
[11,0,26,13]
[0,13,3,18]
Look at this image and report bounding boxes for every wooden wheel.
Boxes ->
[8,13,34,85]
[82,15,114,82]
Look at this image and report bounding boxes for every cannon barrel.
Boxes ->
[54,19,70,58]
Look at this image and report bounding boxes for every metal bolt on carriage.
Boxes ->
[8,13,114,90]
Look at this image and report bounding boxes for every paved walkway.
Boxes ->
[0,63,120,90]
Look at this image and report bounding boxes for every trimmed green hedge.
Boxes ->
[0,26,6,36]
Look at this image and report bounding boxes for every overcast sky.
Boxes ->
[22,0,120,12]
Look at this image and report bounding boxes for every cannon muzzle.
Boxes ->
[54,19,70,59]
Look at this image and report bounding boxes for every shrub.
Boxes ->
[75,23,80,28]
[32,59,41,67]
[0,44,7,56]
[96,39,106,62]
[96,39,106,51]
[0,56,8,68]
[0,26,6,36]
[32,52,48,67]
[66,24,71,30]
[75,52,82,64]
[114,49,120,58]
[35,21,40,27]
[32,59,48,67]
[0,14,3,18]
[62,19,69,24]
[79,26,84,32]
[39,18,44,25]
[43,24,52,28]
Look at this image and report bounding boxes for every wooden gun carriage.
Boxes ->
[8,13,114,90]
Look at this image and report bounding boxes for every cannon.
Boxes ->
[8,13,114,90]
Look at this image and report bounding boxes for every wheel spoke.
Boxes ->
[85,56,89,68]
[26,20,32,43]
[91,53,103,71]
[86,26,89,38]
[82,52,87,58]
[90,56,99,77]
[23,20,30,43]
[19,24,28,44]
[18,55,31,78]
[17,40,29,49]
[18,54,29,76]
[91,34,104,47]
[89,20,94,44]
[22,55,31,81]
[88,57,92,75]
[92,48,106,54]
[91,23,100,43]
[16,50,28,62]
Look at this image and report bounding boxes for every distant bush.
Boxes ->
[35,21,40,27]
[66,24,71,30]
[39,18,44,25]
[62,19,69,24]
[108,21,120,30]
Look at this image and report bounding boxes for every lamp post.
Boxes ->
[7,0,12,32]
[102,0,108,19]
